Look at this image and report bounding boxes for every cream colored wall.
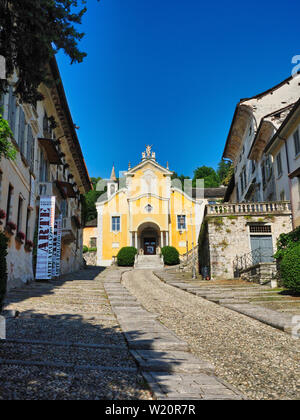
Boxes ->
[83,227,97,247]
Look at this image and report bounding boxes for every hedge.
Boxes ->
[117,247,137,267]
[83,245,89,254]
[0,232,8,312]
[280,243,300,293]
[161,246,180,265]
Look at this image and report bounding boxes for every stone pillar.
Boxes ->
[130,232,133,246]
[161,231,164,248]
[166,231,169,246]
[135,232,138,249]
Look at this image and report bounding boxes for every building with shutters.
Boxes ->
[0,58,91,290]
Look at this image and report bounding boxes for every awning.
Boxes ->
[289,167,300,178]
[38,138,62,165]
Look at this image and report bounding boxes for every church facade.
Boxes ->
[95,147,205,266]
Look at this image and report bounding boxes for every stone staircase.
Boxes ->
[134,255,164,270]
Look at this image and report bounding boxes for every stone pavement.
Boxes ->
[0,267,151,400]
[155,270,299,336]
[123,269,300,400]
[104,270,245,400]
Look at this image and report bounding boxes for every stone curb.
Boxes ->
[104,270,246,400]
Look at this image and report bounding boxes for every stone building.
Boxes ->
[199,202,292,280]
[200,75,299,281]
[0,58,91,289]
[264,97,300,228]
[223,75,300,204]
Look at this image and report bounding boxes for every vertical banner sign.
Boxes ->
[56,216,62,277]
[35,196,56,280]
[52,216,62,278]
[52,219,58,278]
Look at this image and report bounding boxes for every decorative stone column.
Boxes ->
[161,231,164,248]
[166,231,169,246]
[135,232,138,249]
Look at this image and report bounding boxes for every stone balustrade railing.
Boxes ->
[207,201,291,216]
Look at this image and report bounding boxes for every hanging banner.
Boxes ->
[35,196,56,280]
[52,216,62,278]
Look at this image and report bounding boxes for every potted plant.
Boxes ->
[0,209,6,225]
[5,221,17,235]
[25,239,34,252]
[16,231,26,244]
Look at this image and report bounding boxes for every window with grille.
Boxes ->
[90,237,97,248]
[249,225,271,233]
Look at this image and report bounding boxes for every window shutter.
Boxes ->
[18,107,26,154]
[8,86,17,136]
[27,125,35,171]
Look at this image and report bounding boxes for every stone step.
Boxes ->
[130,349,214,374]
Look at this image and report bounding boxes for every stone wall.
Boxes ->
[240,262,277,285]
[199,211,292,280]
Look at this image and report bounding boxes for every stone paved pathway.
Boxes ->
[0,267,151,400]
[104,270,244,400]
[123,270,300,400]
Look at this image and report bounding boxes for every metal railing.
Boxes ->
[233,247,275,275]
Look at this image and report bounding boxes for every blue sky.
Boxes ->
[57,0,300,180]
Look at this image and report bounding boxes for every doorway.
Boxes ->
[144,238,157,255]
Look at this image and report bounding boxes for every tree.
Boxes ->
[0,110,16,161]
[193,166,220,188]
[217,160,232,185]
[0,0,99,104]
[171,172,191,189]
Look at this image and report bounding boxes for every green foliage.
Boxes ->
[84,188,101,222]
[280,243,300,293]
[161,246,180,265]
[88,247,97,252]
[274,226,300,260]
[193,166,220,188]
[217,160,232,184]
[83,245,88,254]
[0,232,8,312]
[0,0,100,104]
[0,111,16,161]
[117,247,137,267]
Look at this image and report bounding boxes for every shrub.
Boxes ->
[117,247,137,266]
[280,243,300,293]
[161,246,180,265]
[83,245,89,254]
[0,232,8,312]
[88,247,97,253]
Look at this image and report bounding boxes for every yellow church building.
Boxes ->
[95,147,205,266]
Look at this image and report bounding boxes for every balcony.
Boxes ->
[207,201,291,216]
[62,217,76,243]
[38,138,62,165]
[38,182,54,197]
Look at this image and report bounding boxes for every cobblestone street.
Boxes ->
[1,267,299,400]
[0,267,151,400]
[123,270,300,400]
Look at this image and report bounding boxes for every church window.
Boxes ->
[145,204,153,213]
[177,215,186,230]
[112,216,120,232]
